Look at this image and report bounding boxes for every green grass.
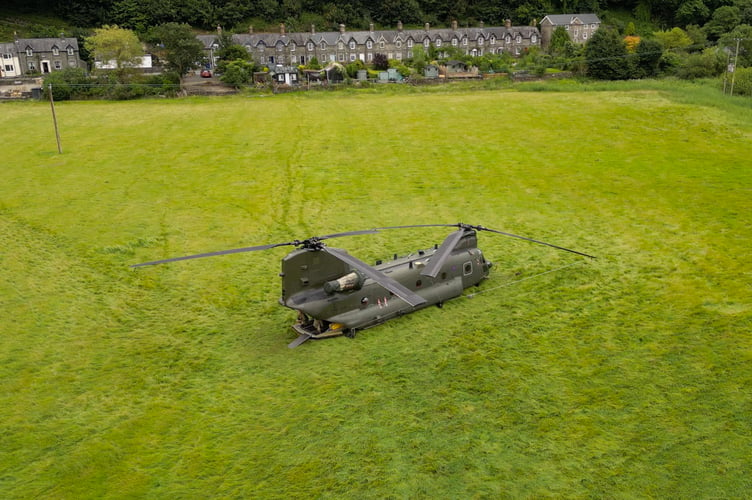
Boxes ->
[1,81,751,498]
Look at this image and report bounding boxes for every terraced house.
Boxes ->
[0,37,82,78]
[198,20,540,69]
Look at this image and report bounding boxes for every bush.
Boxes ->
[677,48,726,80]
[43,68,90,101]
[730,66,752,96]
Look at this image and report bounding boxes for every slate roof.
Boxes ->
[540,14,601,26]
[210,23,539,50]
[15,37,79,52]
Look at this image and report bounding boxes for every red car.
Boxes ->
[200,70,212,78]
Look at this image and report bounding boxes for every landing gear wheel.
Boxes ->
[345,329,357,339]
[436,301,444,309]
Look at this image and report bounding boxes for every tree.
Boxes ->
[585,27,632,80]
[635,38,663,78]
[676,0,711,27]
[372,53,389,70]
[147,23,205,76]
[654,27,694,50]
[85,25,144,83]
[549,26,574,57]
[220,59,255,87]
[704,6,742,40]
[719,24,752,67]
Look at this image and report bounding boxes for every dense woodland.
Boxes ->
[4,0,752,33]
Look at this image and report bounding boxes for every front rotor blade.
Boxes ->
[324,247,427,307]
[476,226,597,260]
[420,229,465,278]
[131,241,294,267]
[319,229,380,240]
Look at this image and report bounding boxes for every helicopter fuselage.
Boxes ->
[280,230,492,340]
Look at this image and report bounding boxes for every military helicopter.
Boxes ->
[132,223,595,348]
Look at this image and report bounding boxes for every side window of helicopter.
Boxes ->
[463,262,472,276]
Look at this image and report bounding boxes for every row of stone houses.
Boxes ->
[0,14,599,79]
[1,38,82,79]
[198,20,543,70]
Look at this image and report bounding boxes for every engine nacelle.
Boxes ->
[324,271,365,294]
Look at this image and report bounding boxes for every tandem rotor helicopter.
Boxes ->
[132,223,595,348]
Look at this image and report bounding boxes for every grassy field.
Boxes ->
[1,80,751,498]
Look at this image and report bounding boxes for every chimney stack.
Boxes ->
[249,25,254,34]
[479,21,484,29]
[451,20,458,30]
[505,19,511,28]
[424,22,430,32]
[339,23,345,34]
[280,23,286,36]
[311,24,315,34]
[369,22,374,32]
[397,21,403,32]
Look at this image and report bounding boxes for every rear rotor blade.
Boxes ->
[474,225,597,260]
[420,229,466,278]
[324,247,427,307]
[131,241,295,267]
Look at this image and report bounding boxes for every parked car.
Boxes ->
[200,70,212,78]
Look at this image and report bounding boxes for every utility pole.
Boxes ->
[729,38,741,97]
[48,84,62,154]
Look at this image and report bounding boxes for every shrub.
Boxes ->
[677,48,726,79]
[729,66,752,96]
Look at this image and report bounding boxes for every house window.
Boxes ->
[338,53,344,62]
[490,35,496,45]
[396,40,402,48]
[367,40,372,49]
[591,23,596,29]
[68,47,74,55]
[452,38,458,46]
[531,34,537,44]
[423,38,429,48]
[380,40,385,49]
[52,47,59,55]
[462,36,467,46]
[338,42,344,50]
[349,41,355,50]
[3,53,12,59]
[367,53,373,61]
[290,43,296,51]
[28,61,36,70]
[407,39,413,48]
[321,42,327,50]
[407,50,412,58]
[54,61,62,70]
[516,35,522,43]
[583,33,588,40]
[477,37,483,46]
[26,48,33,56]
[291,55,297,63]
[307,42,314,51]
[435,38,441,47]
[396,52,402,60]
[4,64,14,72]
[505,35,511,43]
[349,54,356,61]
